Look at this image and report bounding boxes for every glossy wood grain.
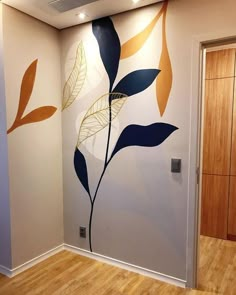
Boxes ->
[230,84,236,175]
[228,176,236,236]
[201,174,229,239]
[203,78,234,175]
[205,49,235,80]
[198,235,236,294]
[0,250,189,295]
[0,237,236,294]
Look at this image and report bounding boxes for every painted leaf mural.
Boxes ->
[120,1,172,116]
[77,93,127,146]
[120,2,166,59]
[113,69,160,97]
[74,148,91,198]
[72,6,176,252]
[92,17,121,91]
[156,2,173,116]
[7,59,57,134]
[62,42,87,111]
[16,59,37,118]
[110,123,178,160]
[17,106,57,126]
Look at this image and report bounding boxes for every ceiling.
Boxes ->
[2,0,164,29]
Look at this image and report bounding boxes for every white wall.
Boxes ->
[2,5,64,268]
[0,3,12,269]
[1,0,236,286]
[61,2,186,280]
[61,0,236,284]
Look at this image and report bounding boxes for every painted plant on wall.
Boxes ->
[7,59,57,134]
[71,1,178,252]
[121,1,172,116]
[62,42,87,111]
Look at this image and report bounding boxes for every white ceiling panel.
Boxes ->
[2,0,165,29]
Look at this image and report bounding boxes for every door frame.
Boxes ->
[186,33,236,288]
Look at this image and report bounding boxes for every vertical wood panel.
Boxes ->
[228,176,236,236]
[205,49,235,79]
[230,84,236,175]
[203,78,234,175]
[201,174,229,239]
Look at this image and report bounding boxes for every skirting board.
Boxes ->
[0,243,186,288]
[0,265,12,277]
[0,244,64,278]
[64,244,186,288]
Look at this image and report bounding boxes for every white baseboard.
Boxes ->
[0,264,12,277]
[0,243,186,288]
[64,244,186,288]
[0,244,64,278]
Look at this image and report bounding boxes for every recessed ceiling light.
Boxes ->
[132,0,140,3]
[78,13,86,20]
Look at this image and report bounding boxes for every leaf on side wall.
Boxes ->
[110,123,178,160]
[7,60,38,133]
[19,106,57,125]
[7,59,58,134]
[112,69,160,97]
[77,93,127,147]
[17,59,38,119]
[92,17,121,91]
[156,2,172,116]
[62,42,87,110]
[74,147,91,197]
[120,2,167,59]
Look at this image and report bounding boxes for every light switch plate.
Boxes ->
[171,159,181,173]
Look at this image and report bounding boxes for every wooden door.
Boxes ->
[228,177,236,239]
[230,82,236,175]
[228,76,236,240]
[205,49,235,79]
[201,49,235,239]
[202,78,233,175]
[201,174,229,239]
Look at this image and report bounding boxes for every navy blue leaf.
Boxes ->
[110,123,178,160]
[112,69,160,98]
[92,17,120,91]
[74,148,91,197]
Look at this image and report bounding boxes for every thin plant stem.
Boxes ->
[88,95,113,251]
[88,165,108,252]
[104,102,112,167]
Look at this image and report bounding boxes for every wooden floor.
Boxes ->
[0,236,235,294]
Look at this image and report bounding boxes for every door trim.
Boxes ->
[187,33,236,288]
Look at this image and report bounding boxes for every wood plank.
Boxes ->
[205,49,235,79]
[1,238,236,294]
[227,234,236,241]
[201,174,229,239]
[198,235,236,294]
[228,176,236,236]
[203,78,234,175]
[0,251,185,295]
[230,84,236,175]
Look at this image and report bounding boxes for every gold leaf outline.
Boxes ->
[77,93,127,147]
[62,42,87,111]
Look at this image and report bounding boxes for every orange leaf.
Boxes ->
[7,60,38,134]
[156,2,172,116]
[20,106,57,125]
[120,2,166,60]
[7,106,57,134]
[16,59,38,120]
